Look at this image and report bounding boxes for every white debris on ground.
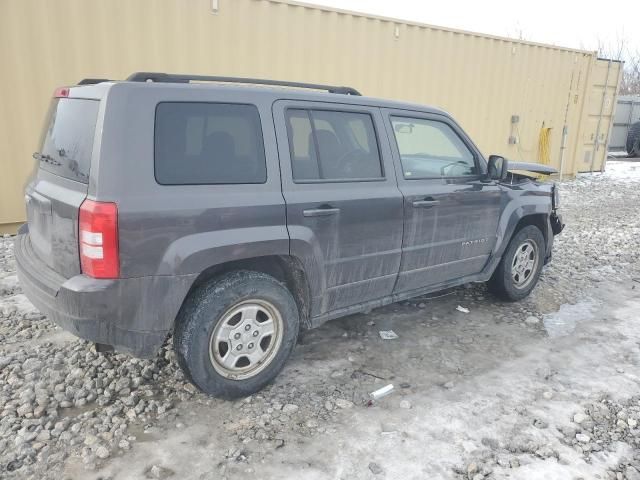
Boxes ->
[0,160,639,479]
[378,330,399,340]
[369,384,395,401]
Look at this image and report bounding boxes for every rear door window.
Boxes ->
[154,102,267,185]
[37,99,100,183]
[285,109,383,182]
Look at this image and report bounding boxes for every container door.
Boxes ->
[578,59,621,172]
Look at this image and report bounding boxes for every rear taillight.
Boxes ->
[53,86,70,98]
[79,199,119,279]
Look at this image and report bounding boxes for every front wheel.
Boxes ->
[173,271,299,398]
[488,225,545,301]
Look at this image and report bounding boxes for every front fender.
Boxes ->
[492,188,552,260]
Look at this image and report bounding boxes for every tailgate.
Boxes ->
[26,97,99,279]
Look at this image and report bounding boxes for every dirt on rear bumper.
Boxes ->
[13,232,196,358]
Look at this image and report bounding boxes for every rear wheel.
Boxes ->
[173,271,299,398]
[488,225,545,301]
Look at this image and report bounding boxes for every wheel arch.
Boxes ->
[494,195,552,258]
[487,196,553,281]
[511,213,549,247]
[176,255,312,330]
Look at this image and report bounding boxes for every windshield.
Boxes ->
[36,98,99,183]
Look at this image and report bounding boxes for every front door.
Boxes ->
[273,101,404,316]
[382,109,502,293]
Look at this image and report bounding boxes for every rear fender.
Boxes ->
[288,226,327,317]
[158,228,322,325]
[158,227,289,275]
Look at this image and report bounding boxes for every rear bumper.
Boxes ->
[14,232,196,358]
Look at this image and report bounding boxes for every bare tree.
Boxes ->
[595,36,640,95]
[621,51,640,95]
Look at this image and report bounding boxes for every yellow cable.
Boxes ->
[538,126,552,165]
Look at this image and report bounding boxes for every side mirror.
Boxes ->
[487,155,508,181]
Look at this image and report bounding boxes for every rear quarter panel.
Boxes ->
[93,83,289,278]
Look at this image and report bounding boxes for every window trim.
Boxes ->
[389,114,482,181]
[284,107,386,184]
[153,101,268,186]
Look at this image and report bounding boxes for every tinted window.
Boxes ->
[155,103,266,185]
[37,99,99,183]
[285,110,318,180]
[391,117,476,178]
[285,109,383,181]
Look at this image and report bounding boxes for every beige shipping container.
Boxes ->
[0,0,622,233]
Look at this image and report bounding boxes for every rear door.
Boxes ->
[383,109,502,293]
[25,94,100,278]
[274,101,403,316]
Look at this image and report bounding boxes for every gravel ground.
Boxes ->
[1,160,639,480]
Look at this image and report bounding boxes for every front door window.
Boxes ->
[390,117,477,178]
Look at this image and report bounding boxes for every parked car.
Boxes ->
[15,73,564,398]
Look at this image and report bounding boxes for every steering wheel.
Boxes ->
[336,149,364,176]
[440,160,469,176]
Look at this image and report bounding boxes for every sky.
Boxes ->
[308,0,639,58]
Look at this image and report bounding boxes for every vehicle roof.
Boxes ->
[67,80,450,117]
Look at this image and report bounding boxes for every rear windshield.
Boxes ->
[37,98,99,183]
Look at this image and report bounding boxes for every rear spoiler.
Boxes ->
[508,162,557,175]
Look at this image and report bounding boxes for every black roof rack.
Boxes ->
[125,72,362,96]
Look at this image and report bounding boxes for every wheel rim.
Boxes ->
[511,240,539,290]
[209,299,284,380]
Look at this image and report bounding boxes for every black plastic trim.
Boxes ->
[78,78,111,85]
[126,72,362,96]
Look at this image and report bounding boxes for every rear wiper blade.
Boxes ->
[32,152,61,166]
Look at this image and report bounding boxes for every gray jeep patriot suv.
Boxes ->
[15,72,564,398]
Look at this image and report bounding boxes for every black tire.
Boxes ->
[488,225,545,302]
[627,121,640,157]
[173,271,299,399]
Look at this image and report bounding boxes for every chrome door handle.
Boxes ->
[412,200,440,208]
[303,207,341,217]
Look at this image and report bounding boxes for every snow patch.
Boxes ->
[605,161,640,180]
